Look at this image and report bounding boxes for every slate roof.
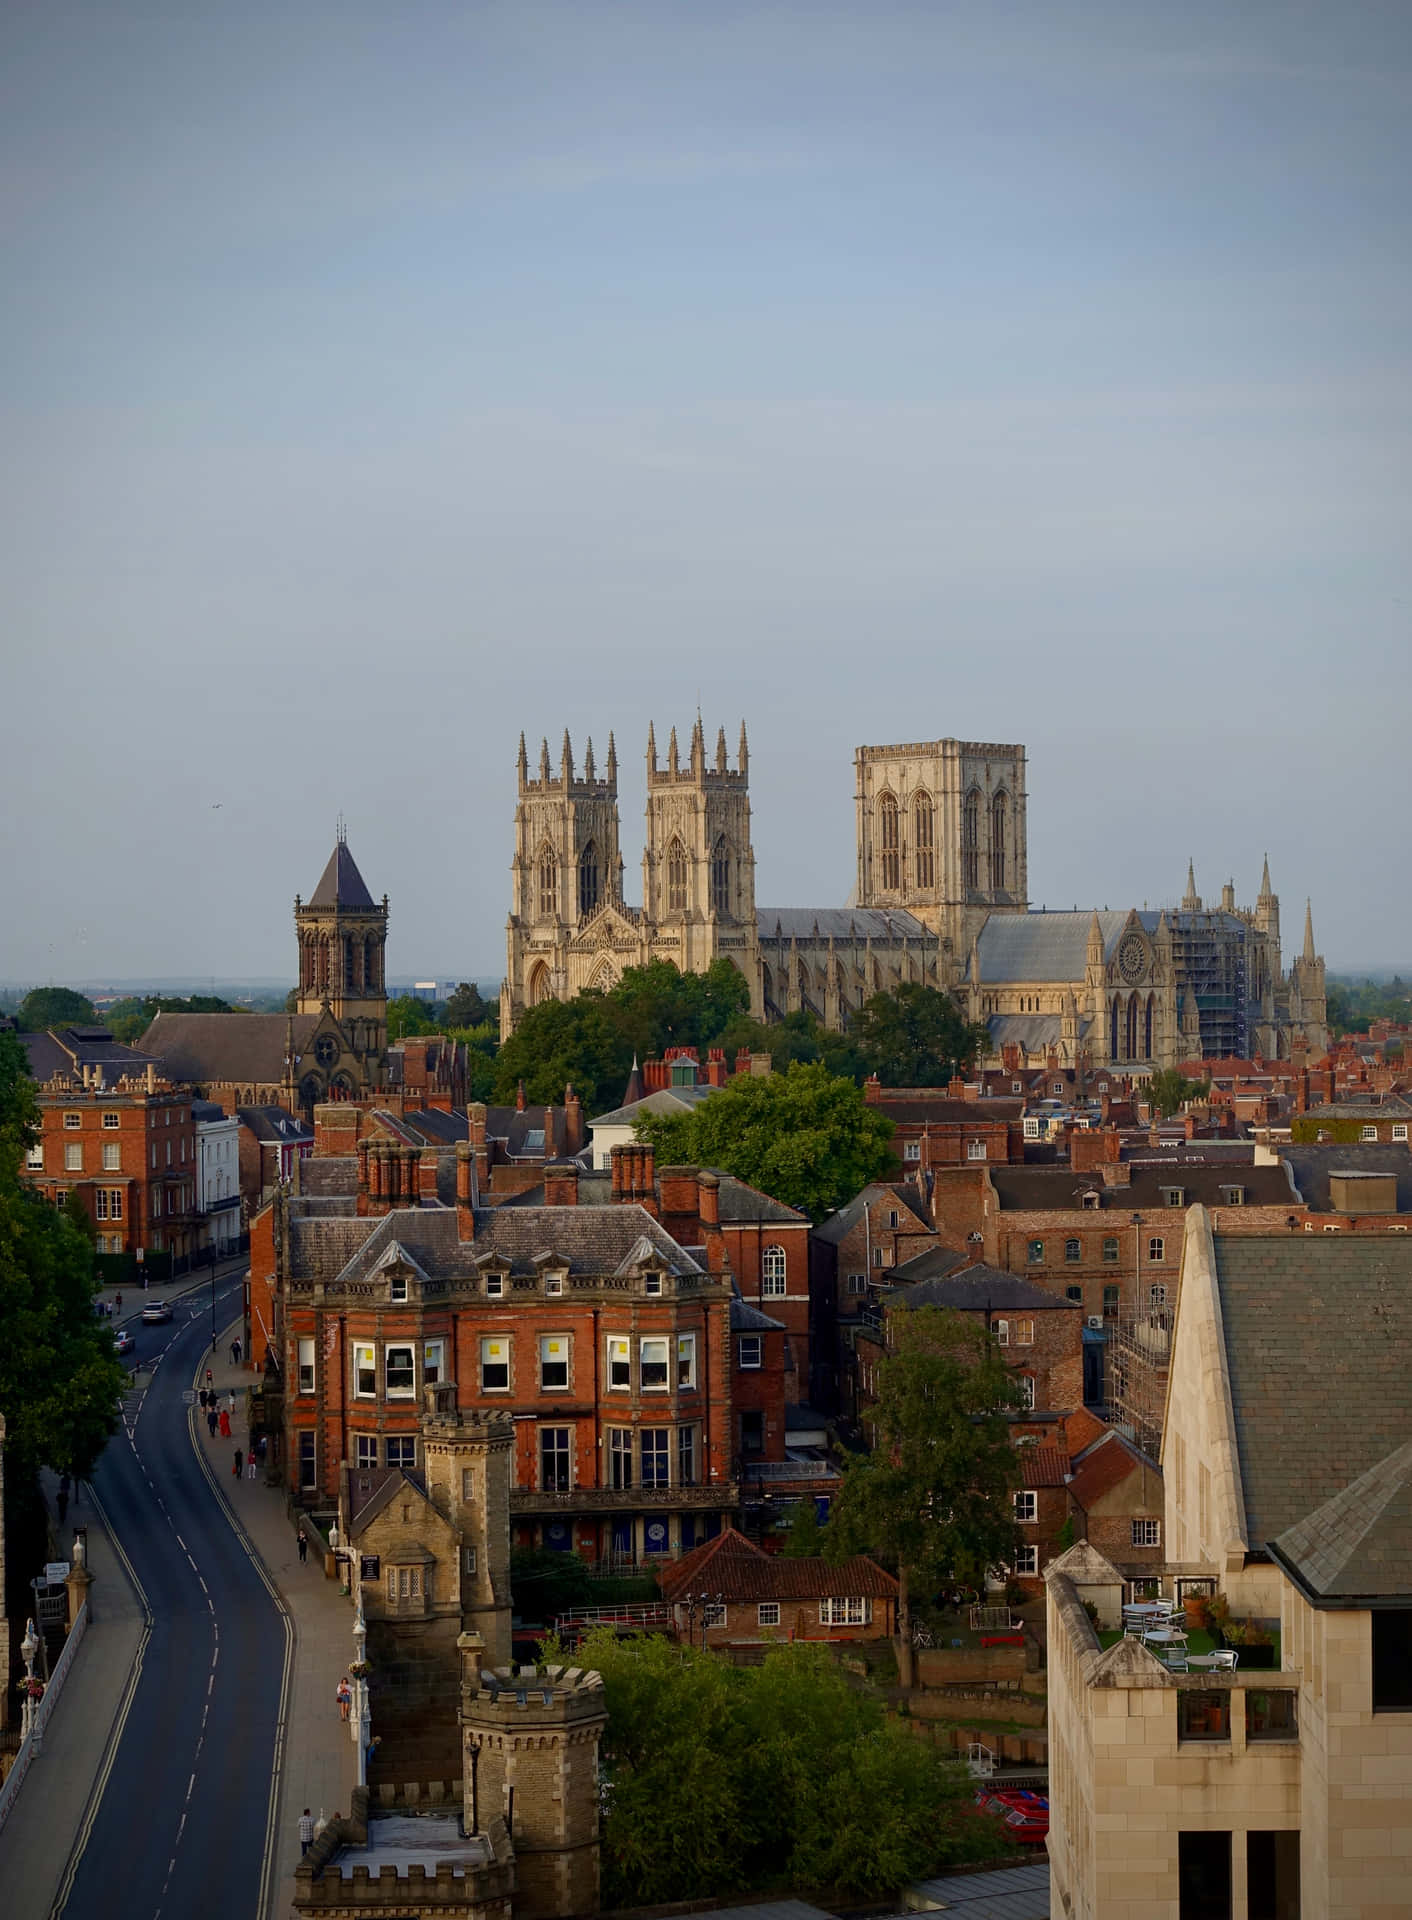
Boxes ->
[905,1859,1052,1920]
[730,1294,786,1333]
[987,1013,1066,1051]
[988,1163,1296,1213]
[23,1028,161,1083]
[145,1011,319,1085]
[1303,1093,1412,1122]
[888,1243,973,1285]
[237,1105,312,1144]
[658,1526,897,1603]
[589,1085,717,1127]
[865,1096,1024,1124]
[1270,1440,1412,1602]
[756,907,933,944]
[977,911,1131,983]
[308,839,376,909]
[1284,1143,1412,1213]
[191,1099,229,1123]
[891,1263,1082,1314]
[812,1182,933,1245]
[1213,1233,1412,1548]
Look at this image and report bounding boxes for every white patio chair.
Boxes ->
[1208,1649,1238,1670]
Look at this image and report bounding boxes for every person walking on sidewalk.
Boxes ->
[246,1451,257,1479]
[230,1336,242,1366]
[233,1447,243,1478]
[298,1809,314,1856]
[337,1676,352,1721]
[219,1408,231,1439]
[297,1530,308,1565]
[207,1405,219,1438]
[205,1366,213,1390]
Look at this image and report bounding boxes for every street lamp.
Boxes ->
[351,1598,372,1786]
[20,1618,42,1750]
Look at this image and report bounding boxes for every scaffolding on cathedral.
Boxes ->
[1105,1297,1173,1462]
[1170,913,1252,1061]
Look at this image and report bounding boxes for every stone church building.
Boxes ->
[502,724,1328,1071]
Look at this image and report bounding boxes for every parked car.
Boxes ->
[141,1301,173,1325]
[114,1327,136,1356]
[975,1788,1049,1845]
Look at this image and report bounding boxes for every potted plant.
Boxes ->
[1183,1592,1212,1631]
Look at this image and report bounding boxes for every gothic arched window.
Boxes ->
[578,841,600,918]
[710,835,730,917]
[528,961,552,1006]
[1110,998,1120,1060]
[537,844,557,920]
[963,790,981,892]
[990,791,1008,891]
[667,839,688,913]
[914,793,934,889]
[1144,993,1154,1059]
[1125,994,1139,1061]
[879,792,900,890]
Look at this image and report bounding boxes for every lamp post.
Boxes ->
[351,1598,372,1786]
[20,1618,42,1751]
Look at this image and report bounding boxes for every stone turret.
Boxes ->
[1182,860,1201,913]
[462,1663,607,1920]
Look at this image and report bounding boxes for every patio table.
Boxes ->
[1142,1628,1188,1645]
[1186,1653,1222,1670]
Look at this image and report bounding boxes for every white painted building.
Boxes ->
[193,1099,241,1256]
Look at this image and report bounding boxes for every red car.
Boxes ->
[975,1788,1049,1845]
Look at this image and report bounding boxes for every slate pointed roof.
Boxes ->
[1269,1439,1412,1602]
[309,839,376,909]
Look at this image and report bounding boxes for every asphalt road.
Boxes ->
[55,1276,290,1920]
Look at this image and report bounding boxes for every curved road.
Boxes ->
[55,1277,290,1920]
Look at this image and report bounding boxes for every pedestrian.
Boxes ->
[219,1409,231,1439]
[205,1367,213,1390]
[199,1388,208,1410]
[230,1337,241,1366]
[298,1808,314,1856]
[297,1530,308,1565]
[246,1452,257,1479]
[227,1388,236,1414]
[115,1292,123,1314]
[207,1407,218,1438]
[337,1676,351,1721]
[233,1447,243,1477]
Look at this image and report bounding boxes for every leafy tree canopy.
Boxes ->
[106,993,235,1044]
[16,986,97,1031]
[0,1031,126,1486]
[386,994,442,1040]
[848,982,990,1087]
[635,1060,894,1220]
[1145,1067,1211,1119]
[443,981,493,1028]
[1326,976,1412,1037]
[827,1305,1023,1669]
[551,1628,1001,1906]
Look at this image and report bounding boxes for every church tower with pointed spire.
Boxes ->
[292,826,389,1097]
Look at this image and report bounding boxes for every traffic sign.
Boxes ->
[182,1390,197,1405]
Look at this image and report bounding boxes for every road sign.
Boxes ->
[44,1561,71,1582]
[182,1389,197,1405]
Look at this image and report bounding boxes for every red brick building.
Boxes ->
[861,1081,1024,1168]
[659,1525,897,1647]
[20,1030,199,1263]
[253,1144,742,1565]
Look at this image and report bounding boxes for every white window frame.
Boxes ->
[761,1245,787,1296]
[846,1273,866,1295]
[480,1336,510,1392]
[95,1189,109,1220]
[639,1337,669,1391]
[607,1335,631,1390]
[298,1337,316,1394]
[356,1434,378,1468]
[903,1140,921,1162]
[25,1141,43,1169]
[1393,1124,1408,1142]
[1014,1491,1037,1522]
[1015,1317,1035,1346]
[676,1333,696,1389]
[65,1142,83,1171]
[1148,1236,1166,1263]
[389,1272,409,1302]
[539,1333,569,1391]
[643,1272,663,1296]
[1132,1518,1161,1548]
[484,1272,505,1298]
[101,1110,120,1130]
[423,1338,446,1386]
[967,1139,987,1161]
[1361,1125,1378,1141]
[995,1319,1010,1346]
[819,1597,869,1626]
[545,1271,564,1296]
[63,1112,82,1130]
[386,1435,417,1470]
[354,1344,377,1398]
[1014,1545,1039,1575]
[737,1334,762,1370]
[758,1601,781,1627]
[385,1344,416,1398]
[640,1427,670,1488]
[101,1141,120,1171]
[1017,1374,1036,1410]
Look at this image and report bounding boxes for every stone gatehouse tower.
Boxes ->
[293,829,389,1102]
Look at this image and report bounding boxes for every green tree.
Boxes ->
[63,1188,97,1246]
[635,1061,894,1220]
[16,986,97,1031]
[607,958,751,1062]
[0,1032,126,1496]
[849,982,990,1087]
[555,1627,998,1906]
[1145,1067,1210,1119]
[444,981,493,1028]
[827,1304,1024,1686]
[491,995,632,1112]
[780,1497,825,1557]
[386,994,440,1040]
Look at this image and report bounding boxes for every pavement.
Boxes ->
[0,1285,358,1920]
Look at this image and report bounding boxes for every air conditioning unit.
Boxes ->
[1087,1315,1104,1330]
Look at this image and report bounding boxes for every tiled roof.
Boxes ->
[1270,1439,1412,1601]
[1062,1408,1110,1455]
[730,1295,786,1333]
[658,1527,896,1603]
[866,1097,1023,1123]
[1020,1447,1070,1488]
[1066,1432,1146,1511]
[888,1243,971,1285]
[1213,1233,1412,1548]
[589,1086,716,1127]
[989,1163,1296,1213]
[812,1182,933,1246]
[146,1012,319,1086]
[308,839,376,909]
[892,1263,1083,1314]
[238,1104,313,1144]
[1303,1093,1412,1122]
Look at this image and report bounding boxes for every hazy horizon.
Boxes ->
[3,3,1409,983]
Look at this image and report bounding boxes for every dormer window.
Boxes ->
[485,1273,505,1298]
[1082,1191,1101,1210]
[545,1272,564,1296]
[1161,1187,1185,1208]
[644,1272,663,1296]
[1220,1186,1245,1207]
[389,1273,409,1302]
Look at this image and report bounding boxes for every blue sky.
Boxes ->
[2,1,1408,982]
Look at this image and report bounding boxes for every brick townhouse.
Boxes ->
[860,1080,1024,1167]
[252,1142,744,1565]
[20,1029,198,1263]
